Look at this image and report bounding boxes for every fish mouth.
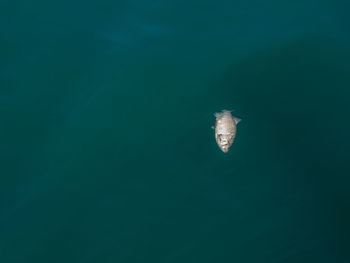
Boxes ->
[220,145,229,153]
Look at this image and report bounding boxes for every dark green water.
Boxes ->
[1,0,350,262]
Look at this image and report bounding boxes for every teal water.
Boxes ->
[1,0,350,262]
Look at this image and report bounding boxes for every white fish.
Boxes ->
[213,110,241,153]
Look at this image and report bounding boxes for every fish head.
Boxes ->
[217,134,233,153]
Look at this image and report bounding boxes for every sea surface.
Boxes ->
[1,0,350,262]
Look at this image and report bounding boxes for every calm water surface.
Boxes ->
[1,0,350,262]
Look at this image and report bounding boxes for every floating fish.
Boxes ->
[213,110,241,153]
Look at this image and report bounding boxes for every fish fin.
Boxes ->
[214,112,222,118]
[233,117,242,124]
[214,110,232,118]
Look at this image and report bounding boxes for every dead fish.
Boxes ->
[213,110,241,153]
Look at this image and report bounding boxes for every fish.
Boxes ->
[213,110,241,153]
